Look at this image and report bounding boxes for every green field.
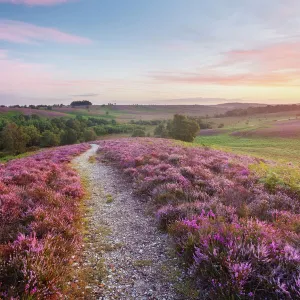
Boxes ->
[195,133,300,167]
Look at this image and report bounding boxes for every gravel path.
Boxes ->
[72,144,185,300]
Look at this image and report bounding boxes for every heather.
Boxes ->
[0,143,89,298]
[96,138,300,299]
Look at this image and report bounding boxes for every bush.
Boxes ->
[95,138,300,299]
[132,129,146,137]
[170,215,300,299]
[0,144,89,297]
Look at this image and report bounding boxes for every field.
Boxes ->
[210,109,300,129]
[0,144,89,298]
[1,103,262,122]
[233,119,300,138]
[1,104,300,298]
[0,107,69,118]
[96,138,300,299]
[195,133,300,167]
[52,103,263,122]
[194,115,300,167]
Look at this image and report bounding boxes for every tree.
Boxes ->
[24,125,41,147]
[61,128,78,145]
[0,123,29,154]
[70,100,92,107]
[40,130,60,147]
[83,128,97,142]
[169,114,200,142]
[154,123,169,138]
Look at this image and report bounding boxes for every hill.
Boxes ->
[50,103,266,122]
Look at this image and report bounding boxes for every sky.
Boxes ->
[0,0,300,105]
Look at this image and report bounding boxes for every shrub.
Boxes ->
[95,138,300,299]
[132,129,146,137]
[0,144,89,297]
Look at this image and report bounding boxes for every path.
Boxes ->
[73,144,184,300]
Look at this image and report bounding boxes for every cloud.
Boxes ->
[0,20,91,44]
[222,41,300,71]
[153,40,300,87]
[153,72,300,86]
[0,0,71,6]
[0,50,104,98]
[71,93,99,97]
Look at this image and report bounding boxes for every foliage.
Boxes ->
[154,123,169,137]
[216,104,300,118]
[169,114,200,142]
[187,116,214,129]
[96,138,300,299]
[0,123,29,154]
[130,119,162,126]
[0,144,89,298]
[131,128,146,137]
[154,114,200,142]
[70,100,92,107]
[83,128,97,142]
[0,113,142,156]
[40,130,60,147]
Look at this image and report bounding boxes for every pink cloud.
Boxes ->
[222,42,300,71]
[0,20,91,44]
[0,52,112,98]
[154,41,300,87]
[153,72,300,86]
[0,0,71,6]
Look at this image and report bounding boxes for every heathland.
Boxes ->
[0,103,299,299]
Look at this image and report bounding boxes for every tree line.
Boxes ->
[215,104,300,118]
[0,114,144,155]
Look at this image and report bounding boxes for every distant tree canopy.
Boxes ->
[70,100,92,107]
[216,104,300,118]
[0,113,145,156]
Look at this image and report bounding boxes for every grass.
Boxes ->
[106,194,114,203]
[0,150,39,162]
[194,133,300,167]
[88,155,97,163]
[133,259,153,267]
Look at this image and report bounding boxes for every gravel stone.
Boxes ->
[72,144,185,300]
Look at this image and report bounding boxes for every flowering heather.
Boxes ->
[96,138,300,299]
[0,143,89,298]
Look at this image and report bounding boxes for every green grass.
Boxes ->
[0,150,38,162]
[106,194,114,203]
[194,134,300,167]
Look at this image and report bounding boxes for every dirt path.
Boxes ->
[73,144,184,300]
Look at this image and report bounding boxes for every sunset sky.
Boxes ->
[0,0,300,105]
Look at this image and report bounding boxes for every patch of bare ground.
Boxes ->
[72,144,190,299]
